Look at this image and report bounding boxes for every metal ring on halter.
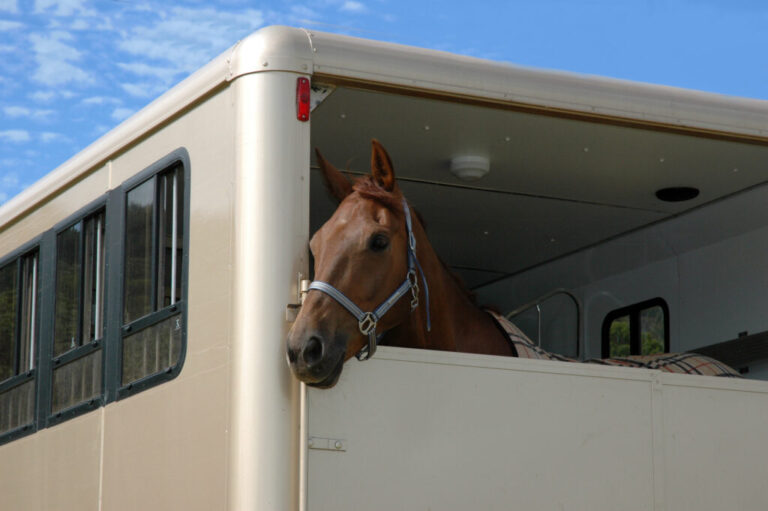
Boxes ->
[407,270,419,310]
[306,197,430,361]
[358,312,378,336]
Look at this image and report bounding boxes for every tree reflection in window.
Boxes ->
[122,164,184,384]
[54,211,105,355]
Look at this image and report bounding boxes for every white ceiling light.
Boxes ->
[450,155,490,181]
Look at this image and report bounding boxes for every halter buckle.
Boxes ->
[358,312,378,336]
[408,270,420,310]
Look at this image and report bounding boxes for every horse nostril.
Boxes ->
[287,345,299,365]
[303,336,324,367]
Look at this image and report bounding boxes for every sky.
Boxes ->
[1,0,767,204]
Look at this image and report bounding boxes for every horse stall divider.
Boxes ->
[305,346,768,511]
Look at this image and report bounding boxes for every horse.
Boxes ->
[285,140,741,387]
[286,140,513,387]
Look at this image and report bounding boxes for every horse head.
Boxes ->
[286,140,427,387]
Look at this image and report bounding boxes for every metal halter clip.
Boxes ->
[407,270,420,310]
[358,312,378,336]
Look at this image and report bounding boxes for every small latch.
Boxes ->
[286,274,312,322]
[308,436,346,452]
[299,277,310,304]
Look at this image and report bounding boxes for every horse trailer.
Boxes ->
[1,25,768,510]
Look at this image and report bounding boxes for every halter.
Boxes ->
[307,198,431,361]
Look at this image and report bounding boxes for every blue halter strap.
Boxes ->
[307,198,431,361]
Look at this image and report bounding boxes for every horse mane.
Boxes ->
[351,176,478,305]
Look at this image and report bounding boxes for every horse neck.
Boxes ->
[387,220,513,356]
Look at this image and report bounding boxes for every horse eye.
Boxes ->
[369,233,389,252]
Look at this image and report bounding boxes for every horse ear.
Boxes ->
[316,148,352,203]
[370,139,397,192]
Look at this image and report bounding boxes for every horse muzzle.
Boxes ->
[286,329,347,387]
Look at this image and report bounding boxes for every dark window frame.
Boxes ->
[47,200,107,427]
[601,297,670,358]
[0,239,42,445]
[114,149,189,400]
[0,147,190,445]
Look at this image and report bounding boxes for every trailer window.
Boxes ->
[0,250,39,437]
[602,298,669,358]
[121,163,185,390]
[51,210,105,415]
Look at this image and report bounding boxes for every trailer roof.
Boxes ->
[3,25,767,228]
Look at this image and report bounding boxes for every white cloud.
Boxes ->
[0,20,23,30]
[118,7,265,79]
[0,171,22,204]
[70,18,89,30]
[92,124,109,137]
[2,173,19,187]
[29,31,93,86]
[341,1,366,12]
[3,106,54,120]
[111,107,133,121]
[120,82,166,99]
[118,62,178,85]
[41,131,67,143]
[0,130,31,143]
[4,106,30,117]
[81,96,120,106]
[0,0,18,13]
[290,5,318,20]
[30,91,57,102]
[34,0,96,17]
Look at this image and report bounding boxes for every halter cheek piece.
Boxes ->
[307,198,431,361]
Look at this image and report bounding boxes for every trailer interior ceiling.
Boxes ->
[309,85,768,290]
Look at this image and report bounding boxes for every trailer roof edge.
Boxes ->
[3,25,768,226]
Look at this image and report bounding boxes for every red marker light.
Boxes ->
[296,77,310,122]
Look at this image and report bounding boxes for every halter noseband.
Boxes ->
[306,198,431,361]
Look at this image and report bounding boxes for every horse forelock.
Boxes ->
[351,176,404,215]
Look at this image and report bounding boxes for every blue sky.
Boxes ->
[1,0,767,204]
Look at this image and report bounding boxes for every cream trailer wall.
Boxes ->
[2,24,768,511]
[0,82,238,510]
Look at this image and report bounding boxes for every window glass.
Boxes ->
[52,350,102,414]
[0,380,34,434]
[82,213,105,343]
[54,212,105,356]
[0,262,17,381]
[124,179,155,323]
[603,298,668,358]
[18,254,37,372]
[122,313,182,385]
[0,251,37,435]
[608,315,630,357]
[51,210,106,417]
[54,224,81,355]
[122,164,185,385]
[157,168,184,308]
[641,306,665,355]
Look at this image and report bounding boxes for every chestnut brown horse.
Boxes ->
[286,140,513,387]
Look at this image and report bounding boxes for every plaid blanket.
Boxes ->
[489,311,741,378]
